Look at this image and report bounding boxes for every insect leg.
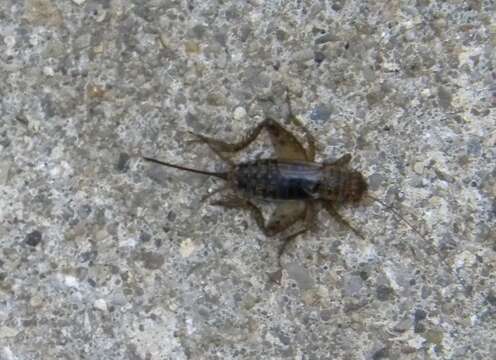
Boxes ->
[199,185,229,203]
[188,120,269,155]
[266,201,307,235]
[190,118,310,162]
[277,200,316,261]
[322,201,365,239]
[187,131,235,165]
[210,195,273,236]
[323,154,352,167]
[211,197,308,238]
[284,90,317,161]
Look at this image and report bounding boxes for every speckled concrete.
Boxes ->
[1,1,495,359]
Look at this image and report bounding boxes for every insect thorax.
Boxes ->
[319,169,368,203]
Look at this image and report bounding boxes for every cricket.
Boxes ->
[144,92,426,273]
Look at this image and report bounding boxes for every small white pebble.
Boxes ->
[0,160,11,185]
[30,294,43,308]
[421,88,432,97]
[95,7,107,22]
[413,161,424,174]
[72,0,87,5]
[180,238,198,257]
[186,317,196,335]
[93,298,108,312]
[49,165,61,178]
[0,326,19,338]
[454,250,476,270]
[383,61,400,72]
[120,237,137,247]
[233,106,247,120]
[95,228,109,242]
[407,334,425,349]
[64,275,79,289]
[43,66,55,77]
[4,35,16,48]
[1,347,15,360]
[29,34,39,46]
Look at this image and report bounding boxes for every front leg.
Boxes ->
[321,201,364,239]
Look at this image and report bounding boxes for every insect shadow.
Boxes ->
[144,90,426,282]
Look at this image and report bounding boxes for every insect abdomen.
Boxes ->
[234,159,322,200]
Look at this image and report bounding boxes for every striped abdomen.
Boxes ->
[233,159,322,200]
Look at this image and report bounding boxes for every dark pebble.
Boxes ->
[310,104,332,122]
[414,309,427,322]
[25,230,42,247]
[376,285,394,301]
[314,51,326,64]
[116,152,130,172]
[486,291,496,306]
[372,347,389,360]
[414,322,426,333]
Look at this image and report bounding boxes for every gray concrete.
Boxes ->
[1,0,495,359]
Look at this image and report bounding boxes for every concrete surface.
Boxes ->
[1,0,495,359]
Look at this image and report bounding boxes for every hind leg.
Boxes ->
[188,116,310,161]
[187,131,236,165]
[277,200,316,262]
[188,120,268,157]
[211,196,306,237]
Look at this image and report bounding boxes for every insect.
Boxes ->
[144,93,425,279]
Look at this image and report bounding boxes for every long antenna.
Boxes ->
[143,157,227,180]
[367,194,427,241]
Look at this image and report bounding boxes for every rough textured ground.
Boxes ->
[1,1,495,359]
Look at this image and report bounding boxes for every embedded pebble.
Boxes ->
[179,238,199,257]
[93,299,108,312]
[233,106,247,120]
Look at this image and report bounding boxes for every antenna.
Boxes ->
[367,194,427,241]
[143,157,227,180]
